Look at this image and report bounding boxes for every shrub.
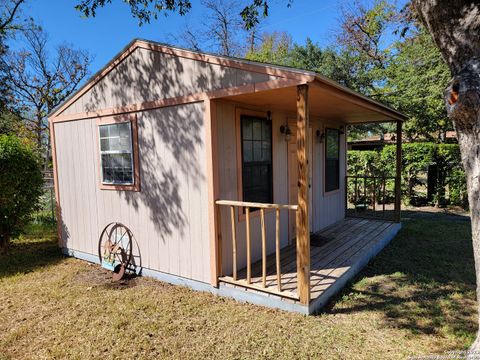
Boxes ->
[347,142,468,208]
[436,144,467,207]
[0,134,43,252]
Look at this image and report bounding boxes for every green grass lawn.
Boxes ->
[0,214,476,359]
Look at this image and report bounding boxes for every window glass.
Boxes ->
[99,122,134,185]
[253,141,262,161]
[242,117,253,140]
[252,120,262,140]
[241,115,273,206]
[325,128,340,192]
[326,130,339,159]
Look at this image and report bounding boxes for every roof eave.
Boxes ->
[311,75,407,122]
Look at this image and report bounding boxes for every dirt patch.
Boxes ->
[72,262,140,290]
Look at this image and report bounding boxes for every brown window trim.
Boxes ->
[96,114,140,192]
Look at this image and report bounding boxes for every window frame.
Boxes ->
[96,114,140,192]
[324,127,341,194]
[235,108,274,219]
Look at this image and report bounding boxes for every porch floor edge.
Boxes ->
[217,283,309,314]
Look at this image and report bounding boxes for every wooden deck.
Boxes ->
[219,217,401,313]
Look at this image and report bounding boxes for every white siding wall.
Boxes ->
[311,119,347,232]
[55,102,211,283]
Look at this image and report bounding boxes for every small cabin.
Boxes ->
[49,39,405,314]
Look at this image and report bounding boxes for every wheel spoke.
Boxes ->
[99,223,133,281]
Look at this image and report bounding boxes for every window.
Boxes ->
[241,114,273,205]
[325,128,340,192]
[99,121,134,185]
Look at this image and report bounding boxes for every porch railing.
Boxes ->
[215,200,300,300]
[345,175,400,221]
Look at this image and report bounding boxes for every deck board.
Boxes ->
[218,217,400,309]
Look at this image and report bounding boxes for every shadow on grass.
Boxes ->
[346,207,470,223]
[325,214,477,341]
[0,223,63,279]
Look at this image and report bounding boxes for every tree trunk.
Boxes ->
[450,76,480,347]
[0,233,9,254]
[412,0,480,349]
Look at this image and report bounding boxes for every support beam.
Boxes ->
[394,120,402,223]
[296,84,311,305]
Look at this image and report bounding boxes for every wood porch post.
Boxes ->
[394,120,402,223]
[296,84,311,305]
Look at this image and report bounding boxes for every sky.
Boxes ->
[17,0,407,75]
[17,0,344,72]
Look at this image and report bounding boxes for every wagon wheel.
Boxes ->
[98,222,133,281]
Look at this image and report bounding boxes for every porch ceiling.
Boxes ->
[219,79,406,124]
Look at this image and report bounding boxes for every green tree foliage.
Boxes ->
[246,34,363,90]
[337,1,451,141]
[245,32,293,66]
[245,1,451,143]
[336,0,398,95]
[380,28,451,141]
[0,134,43,252]
[0,109,33,140]
[74,0,280,29]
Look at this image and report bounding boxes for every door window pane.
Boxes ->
[241,115,273,206]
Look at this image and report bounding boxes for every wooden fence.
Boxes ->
[345,175,400,221]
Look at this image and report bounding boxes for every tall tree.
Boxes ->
[169,0,256,57]
[74,0,275,29]
[381,27,451,141]
[336,0,399,96]
[2,25,90,168]
[0,0,25,35]
[411,0,480,348]
[245,31,293,65]
[201,0,244,56]
[0,0,27,112]
[336,1,454,142]
[169,23,201,51]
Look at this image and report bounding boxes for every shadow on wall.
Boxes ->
[59,205,71,248]
[78,46,246,242]
[121,103,206,242]
[82,46,240,112]
[130,233,142,273]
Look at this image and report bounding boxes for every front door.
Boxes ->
[287,123,313,241]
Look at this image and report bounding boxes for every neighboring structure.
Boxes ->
[348,131,457,151]
[49,39,406,314]
[348,133,397,151]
